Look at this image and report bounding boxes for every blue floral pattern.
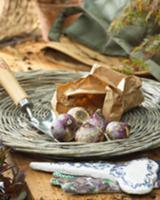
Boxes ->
[51,159,159,194]
[30,158,159,194]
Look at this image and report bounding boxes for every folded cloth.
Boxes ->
[30,158,159,195]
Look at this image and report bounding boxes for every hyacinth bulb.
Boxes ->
[75,122,104,143]
[86,109,107,131]
[105,121,130,140]
[51,113,78,142]
[67,107,90,126]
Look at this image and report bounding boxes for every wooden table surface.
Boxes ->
[11,149,160,200]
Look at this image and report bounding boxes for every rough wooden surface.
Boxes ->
[0,38,149,75]
[0,39,90,72]
[11,149,160,200]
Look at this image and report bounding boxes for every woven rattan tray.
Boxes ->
[0,70,160,160]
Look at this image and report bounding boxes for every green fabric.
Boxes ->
[48,0,131,56]
[49,0,160,80]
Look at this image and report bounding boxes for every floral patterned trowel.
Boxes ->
[30,158,159,195]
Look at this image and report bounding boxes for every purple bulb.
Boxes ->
[86,109,107,131]
[75,122,104,143]
[51,113,78,142]
[105,121,130,140]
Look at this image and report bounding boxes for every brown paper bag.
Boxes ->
[51,65,144,121]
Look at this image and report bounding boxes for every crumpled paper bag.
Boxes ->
[51,65,144,121]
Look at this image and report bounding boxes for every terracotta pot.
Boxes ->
[36,0,83,41]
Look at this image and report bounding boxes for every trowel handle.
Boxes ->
[0,58,28,106]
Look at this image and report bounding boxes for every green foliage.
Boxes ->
[110,0,160,32]
[120,58,149,75]
[133,34,160,59]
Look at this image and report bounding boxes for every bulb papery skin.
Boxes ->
[105,121,130,140]
[68,107,90,126]
[86,109,107,131]
[51,113,78,142]
[75,122,104,143]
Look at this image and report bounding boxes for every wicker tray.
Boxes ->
[1,70,160,160]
